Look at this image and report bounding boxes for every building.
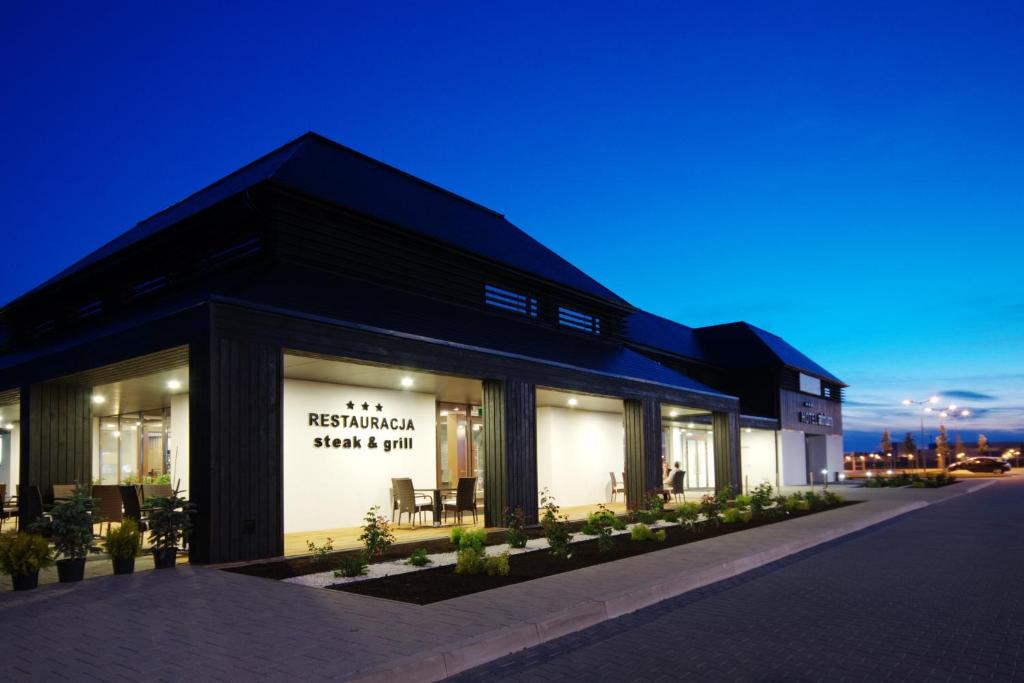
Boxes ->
[0,133,845,564]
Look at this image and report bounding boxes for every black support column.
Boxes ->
[20,382,91,520]
[189,333,283,564]
[713,411,741,494]
[482,378,537,527]
[623,398,661,509]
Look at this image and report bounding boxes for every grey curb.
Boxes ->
[348,479,998,682]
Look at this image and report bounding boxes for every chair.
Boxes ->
[92,485,123,536]
[391,478,433,528]
[52,484,78,502]
[119,485,148,533]
[142,484,173,502]
[443,477,478,525]
[0,484,11,531]
[609,472,625,502]
[670,470,686,503]
[17,485,45,531]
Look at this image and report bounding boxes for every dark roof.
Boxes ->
[625,311,710,363]
[696,322,845,384]
[15,132,628,307]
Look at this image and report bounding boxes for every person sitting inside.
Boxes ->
[662,461,683,500]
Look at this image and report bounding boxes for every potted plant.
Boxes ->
[146,487,194,569]
[35,484,95,582]
[104,518,141,575]
[0,530,53,590]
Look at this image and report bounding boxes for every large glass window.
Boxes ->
[661,405,715,492]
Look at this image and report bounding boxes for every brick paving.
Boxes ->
[453,476,1024,682]
[0,480,1002,681]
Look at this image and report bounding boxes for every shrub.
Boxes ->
[803,490,823,510]
[359,506,396,559]
[822,490,844,506]
[36,484,96,560]
[675,502,701,527]
[644,490,665,515]
[540,488,572,558]
[631,524,667,542]
[785,494,811,512]
[406,548,431,567]
[715,486,733,509]
[634,510,659,525]
[146,487,195,551]
[455,547,485,575]
[662,508,680,523]
[722,507,745,523]
[485,551,510,576]
[733,494,752,509]
[581,504,617,553]
[750,482,774,517]
[505,507,529,549]
[306,537,334,562]
[334,553,368,578]
[700,494,722,525]
[0,531,53,576]
[104,518,142,559]
[450,526,487,552]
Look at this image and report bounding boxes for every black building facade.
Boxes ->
[0,133,844,564]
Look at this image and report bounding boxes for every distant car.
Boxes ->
[947,457,1011,474]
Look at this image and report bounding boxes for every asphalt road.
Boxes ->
[453,476,1024,682]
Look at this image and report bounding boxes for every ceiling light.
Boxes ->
[167,379,182,390]
[3,423,12,430]
[687,422,695,429]
[439,410,449,417]
[92,395,106,404]
[113,431,121,438]
[669,410,679,417]
[400,377,414,388]
[567,398,578,407]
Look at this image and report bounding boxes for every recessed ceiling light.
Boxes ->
[567,398,578,407]
[687,422,695,429]
[400,377,414,388]
[669,410,679,417]
[113,431,121,437]
[439,410,449,417]
[167,379,182,390]
[92,395,106,404]
[3,423,12,430]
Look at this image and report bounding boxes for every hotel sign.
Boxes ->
[306,399,415,452]
[798,411,834,428]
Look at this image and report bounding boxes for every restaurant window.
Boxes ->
[436,402,485,501]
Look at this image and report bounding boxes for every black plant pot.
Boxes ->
[11,571,39,591]
[152,547,177,569]
[56,558,86,583]
[112,556,136,575]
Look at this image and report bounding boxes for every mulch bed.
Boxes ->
[332,502,857,604]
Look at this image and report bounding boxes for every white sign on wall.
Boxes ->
[283,379,436,534]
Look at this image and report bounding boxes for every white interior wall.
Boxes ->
[283,378,437,534]
[1,423,19,493]
[536,406,624,507]
[779,429,808,486]
[740,429,777,492]
[91,418,99,483]
[825,434,844,478]
[169,393,190,495]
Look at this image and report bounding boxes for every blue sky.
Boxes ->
[1,2,1021,450]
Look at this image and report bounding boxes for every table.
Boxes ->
[414,488,457,527]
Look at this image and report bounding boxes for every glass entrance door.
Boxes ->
[436,403,485,501]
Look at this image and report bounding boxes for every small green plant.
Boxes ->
[733,494,752,509]
[580,504,617,553]
[146,486,195,550]
[0,531,53,577]
[699,493,722,525]
[104,518,142,559]
[450,526,487,552]
[644,490,665,515]
[822,490,844,506]
[630,524,666,542]
[334,553,368,578]
[784,494,811,512]
[485,551,510,576]
[715,486,733,509]
[750,482,774,518]
[306,537,335,561]
[662,508,680,523]
[455,547,485,575]
[540,488,572,558]
[34,484,96,560]
[675,502,701,527]
[505,507,529,549]
[722,507,752,524]
[406,548,431,567]
[359,506,396,559]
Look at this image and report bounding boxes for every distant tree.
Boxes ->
[978,434,989,456]
[953,434,964,459]
[880,429,893,456]
[903,432,917,464]
[935,424,951,469]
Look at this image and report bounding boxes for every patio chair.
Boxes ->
[671,470,686,503]
[0,484,12,531]
[142,484,173,502]
[391,478,433,528]
[92,485,123,536]
[52,483,78,502]
[443,477,478,525]
[119,485,148,533]
[609,472,625,502]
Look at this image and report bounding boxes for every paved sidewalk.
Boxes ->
[0,480,995,681]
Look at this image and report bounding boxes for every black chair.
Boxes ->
[92,485,123,536]
[671,470,686,502]
[17,485,45,531]
[443,477,478,525]
[119,485,148,532]
[391,478,433,528]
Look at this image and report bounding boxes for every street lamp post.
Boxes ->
[937,406,970,470]
[902,396,939,472]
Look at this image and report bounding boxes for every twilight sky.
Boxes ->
[1,2,1021,450]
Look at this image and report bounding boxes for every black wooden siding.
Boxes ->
[623,398,661,509]
[482,379,537,527]
[713,411,741,494]
[21,383,91,508]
